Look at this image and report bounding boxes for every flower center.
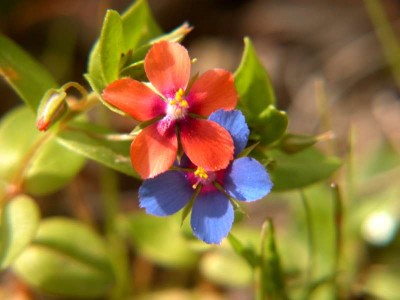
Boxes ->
[191,167,216,189]
[166,88,189,119]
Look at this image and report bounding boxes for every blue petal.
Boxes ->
[208,109,249,156]
[191,191,234,244]
[139,171,193,216]
[224,157,273,202]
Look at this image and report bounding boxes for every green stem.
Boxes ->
[300,191,315,299]
[0,129,54,207]
[330,182,344,299]
[364,0,400,89]
[97,106,131,299]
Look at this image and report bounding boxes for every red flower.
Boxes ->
[102,41,238,178]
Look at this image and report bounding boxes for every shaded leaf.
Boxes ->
[0,195,40,269]
[0,34,57,111]
[261,148,342,191]
[13,217,114,298]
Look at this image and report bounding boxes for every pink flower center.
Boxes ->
[166,88,189,120]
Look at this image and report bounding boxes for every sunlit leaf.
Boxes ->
[13,217,114,298]
[235,37,276,121]
[0,106,85,196]
[56,121,137,177]
[0,195,40,269]
[0,34,57,111]
[99,10,124,84]
[120,213,197,268]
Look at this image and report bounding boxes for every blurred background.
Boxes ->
[1,0,400,299]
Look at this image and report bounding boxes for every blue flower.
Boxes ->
[138,109,273,244]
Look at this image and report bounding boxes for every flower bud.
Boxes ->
[36,89,68,131]
[279,133,318,154]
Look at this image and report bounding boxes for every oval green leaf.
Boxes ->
[0,106,86,196]
[252,105,288,145]
[0,195,40,269]
[13,217,114,298]
[264,148,342,191]
[0,34,57,111]
[121,213,197,268]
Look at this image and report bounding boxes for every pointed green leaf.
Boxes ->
[279,133,319,154]
[0,34,57,111]
[234,37,276,121]
[0,195,40,269]
[56,121,138,177]
[99,10,124,84]
[262,148,342,191]
[121,213,197,268]
[0,106,86,196]
[13,217,114,298]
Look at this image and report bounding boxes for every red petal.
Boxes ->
[145,41,191,98]
[102,78,166,121]
[130,122,178,179]
[180,118,234,171]
[187,69,238,116]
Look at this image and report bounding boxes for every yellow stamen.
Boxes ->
[194,167,208,180]
[173,88,189,108]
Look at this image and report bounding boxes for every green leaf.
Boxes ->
[56,121,137,177]
[86,0,162,114]
[99,10,124,84]
[0,195,40,269]
[13,217,114,298]
[262,148,342,191]
[121,0,162,52]
[0,34,57,111]
[234,37,276,121]
[252,105,288,145]
[120,213,197,268]
[227,233,257,267]
[0,106,86,196]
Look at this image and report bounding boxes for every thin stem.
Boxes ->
[0,130,54,207]
[300,190,315,299]
[364,0,400,90]
[330,182,344,299]
[97,106,131,299]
